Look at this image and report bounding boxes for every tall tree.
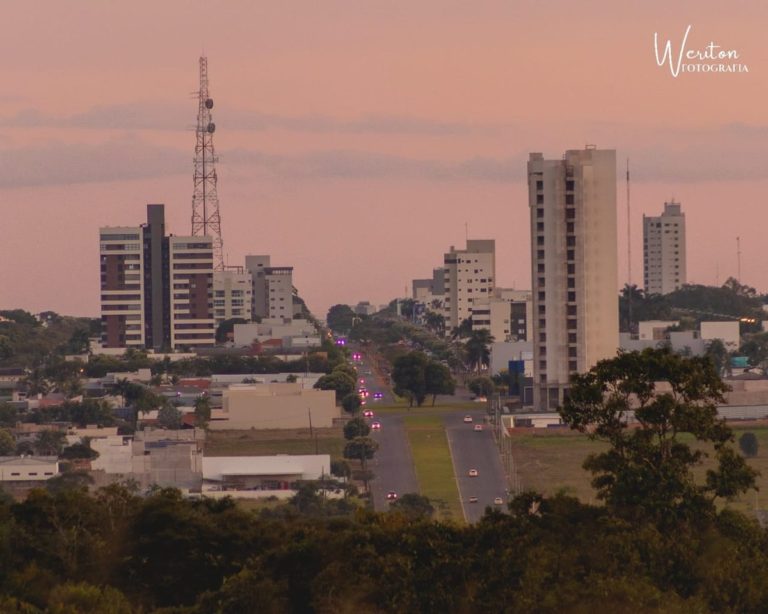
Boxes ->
[465,329,494,372]
[392,351,429,407]
[561,348,758,524]
[326,305,356,334]
[424,361,455,406]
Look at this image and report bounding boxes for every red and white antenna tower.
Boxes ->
[191,56,224,271]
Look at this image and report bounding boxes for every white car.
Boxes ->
[371,421,382,430]
[473,424,483,432]
[494,497,504,506]
[363,410,374,418]
[387,491,398,501]
[468,496,478,503]
[463,415,473,423]
[468,469,479,477]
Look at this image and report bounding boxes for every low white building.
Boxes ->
[700,321,740,351]
[0,456,59,482]
[202,454,331,491]
[233,318,318,347]
[638,320,679,341]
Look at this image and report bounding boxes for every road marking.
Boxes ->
[444,429,468,523]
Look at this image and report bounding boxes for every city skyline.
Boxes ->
[2,1,767,317]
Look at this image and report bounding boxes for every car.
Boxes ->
[463,415,473,423]
[386,491,398,501]
[468,469,479,477]
[359,378,365,384]
[373,392,383,400]
[358,388,369,398]
[371,421,382,430]
[473,424,483,432]
[494,497,504,506]
[468,496,478,503]
[363,410,374,418]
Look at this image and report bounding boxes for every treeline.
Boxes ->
[1,485,768,612]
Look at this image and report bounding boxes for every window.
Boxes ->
[567,263,575,274]
[537,250,545,259]
[565,180,575,191]
[569,360,578,371]
[538,292,545,301]
[566,222,575,234]
[537,222,544,232]
[568,347,577,357]
[568,291,576,302]
[567,305,577,316]
[565,194,574,205]
[567,249,575,260]
[566,208,575,219]
[538,305,546,315]
[536,180,543,190]
[537,263,545,273]
[539,333,546,342]
[567,319,577,330]
[536,194,544,204]
[568,332,577,343]
[537,236,544,246]
[537,208,544,218]
[567,278,575,288]
[566,236,576,247]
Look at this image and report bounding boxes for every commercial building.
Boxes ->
[528,148,618,410]
[245,255,296,320]
[99,205,215,351]
[213,268,253,327]
[202,454,331,491]
[0,456,59,482]
[232,318,318,348]
[643,201,687,295]
[209,383,338,430]
[442,240,495,332]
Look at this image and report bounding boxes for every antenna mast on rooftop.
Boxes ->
[191,56,224,271]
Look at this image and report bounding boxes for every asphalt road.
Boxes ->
[350,347,419,511]
[445,409,508,522]
[369,413,419,511]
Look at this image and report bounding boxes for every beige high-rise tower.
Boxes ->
[643,201,686,295]
[528,147,618,410]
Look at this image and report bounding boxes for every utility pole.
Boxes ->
[307,408,313,439]
[626,159,633,332]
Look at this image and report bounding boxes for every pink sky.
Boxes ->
[2,1,767,317]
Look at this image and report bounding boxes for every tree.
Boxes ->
[326,304,356,334]
[739,432,759,458]
[65,328,91,355]
[343,436,379,491]
[0,428,14,455]
[61,442,99,460]
[47,582,132,614]
[286,374,298,383]
[740,332,768,368]
[390,493,435,519]
[343,417,370,440]
[425,311,446,336]
[0,402,17,427]
[157,404,183,430]
[330,459,351,479]
[194,395,212,429]
[424,361,455,406]
[561,348,758,524]
[314,372,356,403]
[467,376,494,398]
[34,429,67,456]
[450,318,473,340]
[465,329,494,372]
[341,393,362,415]
[705,338,729,376]
[392,351,429,407]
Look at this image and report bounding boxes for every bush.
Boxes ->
[739,432,759,458]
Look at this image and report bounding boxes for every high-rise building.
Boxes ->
[470,288,532,342]
[99,205,215,351]
[528,148,618,410]
[245,255,295,320]
[643,201,686,295]
[213,269,253,327]
[442,240,495,332]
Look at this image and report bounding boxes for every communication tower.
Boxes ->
[191,56,224,271]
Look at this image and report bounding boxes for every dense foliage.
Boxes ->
[1,484,768,612]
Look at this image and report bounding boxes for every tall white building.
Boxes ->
[168,236,216,350]
[213,269,253,327]
[528,148,618,410]
[643,201,686,295]
[245,255,296,320]
[442,240,495,332]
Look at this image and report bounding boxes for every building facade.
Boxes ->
[100,205,215,351]
[643,201,686,295]
[470,288,531,342]
[528,148,618,410]
[442,240,495,332]
[245,255,296,320]
[213,268,253,327]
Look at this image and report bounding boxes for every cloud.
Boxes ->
[0,103,499,136]
[0,136,187,188]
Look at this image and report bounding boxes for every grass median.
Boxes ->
[404,415,464,523]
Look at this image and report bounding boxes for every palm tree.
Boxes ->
[465,329,495,373]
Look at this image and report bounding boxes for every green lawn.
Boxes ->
[404,415,464,523]
[372,401,487,415]
[205,427,345,460]
[510,425,768,514]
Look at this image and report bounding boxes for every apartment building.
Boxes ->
[442,240,495,332]
[99,204,215,351]
[213,268,253,326]
[471,288,532,342]
[528,148,618,410]
[245,255,296,320]
[643,201,687,295]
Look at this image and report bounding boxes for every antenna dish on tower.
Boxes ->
[205,98,214,109]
